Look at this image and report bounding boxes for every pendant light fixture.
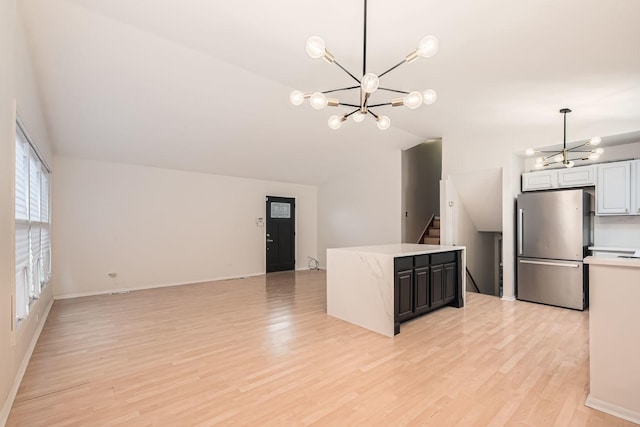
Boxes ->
[527,108,604,168]
[289,0,438,130]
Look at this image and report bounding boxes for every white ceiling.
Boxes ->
[19,0,640,184]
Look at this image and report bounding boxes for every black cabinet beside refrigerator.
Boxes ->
[516,189,591,310]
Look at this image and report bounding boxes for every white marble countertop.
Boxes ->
[328,243,465,257]
[588,246,639,253]
[584,255,640,268]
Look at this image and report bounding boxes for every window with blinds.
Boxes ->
[15,122,51,323]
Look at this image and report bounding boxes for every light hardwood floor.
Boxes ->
[7,270,634,426]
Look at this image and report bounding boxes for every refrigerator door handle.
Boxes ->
[519,259,580,268]
[518,208,524,255]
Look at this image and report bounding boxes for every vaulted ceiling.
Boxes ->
[19,0,640,184]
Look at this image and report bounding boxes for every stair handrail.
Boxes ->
[417,213,436,244]
[466,267,481,293]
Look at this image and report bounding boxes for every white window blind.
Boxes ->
[15,121,51,323]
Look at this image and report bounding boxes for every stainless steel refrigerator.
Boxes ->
[516,189,591,310]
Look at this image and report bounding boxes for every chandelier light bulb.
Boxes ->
[377,115,391,130]
[589,153,601,161]
[306,36,326,59]
[535,157,544,165]
[309,92,328,110]
[361,73,380,94]
[595,148,604,154]
[404,91,423,109]
[422,89,437,105]
[290,90,305,106]
[352,112,366,123]
[328,115,344,130]
[525,148,536,156]
[589,136,602,146]
[565,161,575,168]
[554,154,564,163]
[534,162,544,169]
[417,35,439,58]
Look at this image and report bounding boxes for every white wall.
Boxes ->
[441,179,496,294]
[442,131,527,300]
[52,156,318,298]
[318,151,402,267]
[1,4,55,422]
[401,140,442,243]
[450,167,502,232]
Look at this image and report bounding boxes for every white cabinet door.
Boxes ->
[557,165,596,187]
[522,170,558,191]
[596,161,631,215]
[632,160,640,215]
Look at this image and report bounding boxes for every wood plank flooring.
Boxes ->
[7,270,634,426]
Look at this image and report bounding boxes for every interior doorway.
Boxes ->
[266,196,295,273]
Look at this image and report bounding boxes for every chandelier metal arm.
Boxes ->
[345,108,361,118]
[339,103,361,108]
[541,152,563,161]
[567,141,590,151]
[322,85,361,94]
[378,87,410,95]
[333,60,361,84]
[378,60,407,79]
[368,102,393,108]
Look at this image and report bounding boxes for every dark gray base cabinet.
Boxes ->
[394,251,463,335]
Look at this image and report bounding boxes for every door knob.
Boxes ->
[267,239,274,243]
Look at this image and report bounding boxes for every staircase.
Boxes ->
[422,217,440,245]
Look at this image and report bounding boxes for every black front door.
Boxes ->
[266,196,295,273]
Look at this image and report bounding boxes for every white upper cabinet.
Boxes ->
[522,170,557,191]
[523,160,639,216]
[557,165,596,187]
[522,165,596,192]
[596,161,631,215]
[632,160,640,215]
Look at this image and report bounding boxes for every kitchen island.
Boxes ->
[327,244,466,337]
[584,255,640,424]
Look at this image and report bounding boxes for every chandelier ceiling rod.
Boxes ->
[290,0,439,130]
[363,0,367,78]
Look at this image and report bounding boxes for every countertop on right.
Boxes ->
[584,255,640,268]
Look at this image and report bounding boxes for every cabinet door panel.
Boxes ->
[396,270,414,321]
[597,162,631,215]
[522,170,557,191]
[444,262,457,303]
[414,266,429,313]
[557,165,596,187]
[633,160,640,215]
[430,265,444,308]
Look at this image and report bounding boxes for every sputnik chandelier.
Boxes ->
[527,108,604,168]
[289,0,438,130]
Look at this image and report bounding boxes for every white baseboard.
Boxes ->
[586,395,640,424]
[1,298,53,426]
[501,295,516,302]
[54,272,266,300]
